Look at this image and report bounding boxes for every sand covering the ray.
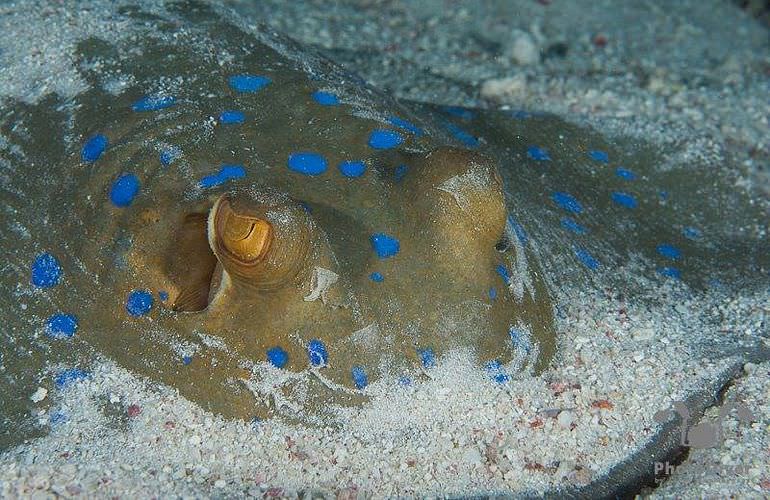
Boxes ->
[2,275,767,496]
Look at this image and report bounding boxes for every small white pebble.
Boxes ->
[506,30,539,65]
[30,387,48,403]
[557,410,575,429]
[461,447,482,466]
[333,446,348,461]
[632,328,654,341]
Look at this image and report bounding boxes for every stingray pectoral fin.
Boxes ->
[208,190,315,292]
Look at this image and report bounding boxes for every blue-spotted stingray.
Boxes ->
[1,0,767,446]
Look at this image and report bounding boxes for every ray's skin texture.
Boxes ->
[1,1,767,446]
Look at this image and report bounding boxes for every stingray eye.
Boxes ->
[409,147,507,246]
[209,191,314,291]
[216,201,273,264]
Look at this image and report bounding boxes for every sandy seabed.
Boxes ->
[2,280,768,497]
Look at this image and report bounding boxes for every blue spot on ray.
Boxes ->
[126,290,153,317]
[394,164,408,182]
[611,191,638,209]
[527,146,550,161]
[182,356,193,366]
[658,267,681,280]
[229,74,271,93]
[418,348,436,368]
[588,150,609,163]
[160,146,181,167]
[488,287,497,300]
[158,290,169,301]
[351,366,368,389]
[31,253,62,288]
[46,313,78,339]
[388,116,423,136]
[55,368,88,388]
[444,121,478,148]
[683,227,702,240]
[288,152,328,176]
[370,233,400,259]
[656,244,682,260]
[312,91,339,105]
[110,174,140,207]
[484,360,510,384]
[368,129,404,149]
[574,247,600,270]
[369,272,384,282]
[338,160,366,178]
[496,264,511,285]
[509,327,532,354]
[307,339,328,366]
[552,192,583,214]
[199,164,246,188]
[132,95,176,112]
[561,217,587,235]
[615,167,636,180]
[267,347,289,368]
[49,411,69,426]
[81,134,108,163]
[220,110,245,124]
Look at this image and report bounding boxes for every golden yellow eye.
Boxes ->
[208,191,314,290]
[220,211,272,264]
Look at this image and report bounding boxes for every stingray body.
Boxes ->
[1,1,556,424]
[1,0,767,438]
